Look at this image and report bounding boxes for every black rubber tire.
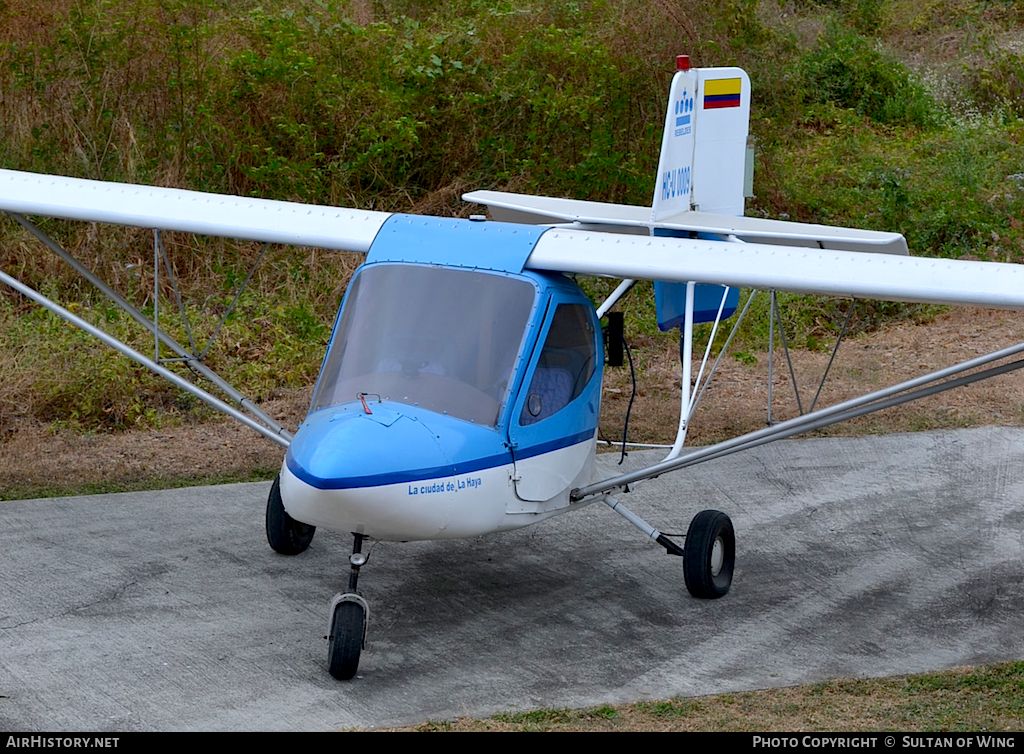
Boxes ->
[265,474,315,555]
[328,601,364,680]
[683,509,735,599]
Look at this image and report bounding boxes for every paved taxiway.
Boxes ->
[2,426,1023,731]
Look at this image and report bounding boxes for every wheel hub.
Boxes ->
[710,536,724,577]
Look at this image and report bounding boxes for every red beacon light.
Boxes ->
[676,54,691,71]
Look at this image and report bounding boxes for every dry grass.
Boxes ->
[386,662,1024,731]
[600,306,1024,450]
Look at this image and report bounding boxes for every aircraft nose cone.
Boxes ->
[286,404,448,490]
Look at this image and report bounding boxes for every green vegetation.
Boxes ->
[2,0,1024,429]
[0,244,353,428]
[399,661,1024,731]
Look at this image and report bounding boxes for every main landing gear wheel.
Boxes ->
[683,509,735,599]
[266,473,316,555]
[328,596,367,680]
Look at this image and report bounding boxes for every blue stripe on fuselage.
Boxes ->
[285,427,594,491]
[285,447,512,490]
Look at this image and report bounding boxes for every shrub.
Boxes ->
[799,23,939,127]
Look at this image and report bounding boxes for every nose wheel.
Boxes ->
[328,594,367,680]
[327,533,369,680]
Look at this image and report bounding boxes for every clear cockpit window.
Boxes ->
[311,265,536,426]
[519,303,597,426]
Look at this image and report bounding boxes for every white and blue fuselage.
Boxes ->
[280,215,603,541]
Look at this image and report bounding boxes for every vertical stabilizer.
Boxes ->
[652,60,751,221]
[651,60,698,223]
[651,59,748,328]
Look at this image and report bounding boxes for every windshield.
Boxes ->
[310,264,537,426]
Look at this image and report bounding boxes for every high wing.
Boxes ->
[459,188,1024,311]
[524,226,1024,310]
[0,169,390,253]
[0,167,398,449]
[3,168,1024,311]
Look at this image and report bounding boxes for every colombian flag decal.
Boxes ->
[703,77,742,109]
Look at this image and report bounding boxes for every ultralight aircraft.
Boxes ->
[4,57,1024,680]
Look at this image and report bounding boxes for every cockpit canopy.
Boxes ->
[310,264,537,427]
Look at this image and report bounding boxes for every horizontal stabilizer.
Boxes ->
[463,190,908,255]
[0,169,391,253]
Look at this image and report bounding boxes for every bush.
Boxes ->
[799,23,939,127]
[967,50,1024,118]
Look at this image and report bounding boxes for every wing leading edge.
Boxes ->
[526,228,1024,311]
[4,168,1022,311]
[0,169,391,253]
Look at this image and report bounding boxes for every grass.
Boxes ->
[0,466,278,502]
[394,662,1024,731]
[0,237,355,430]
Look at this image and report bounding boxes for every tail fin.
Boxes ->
[652,58,749,328]
[651,58,751,221]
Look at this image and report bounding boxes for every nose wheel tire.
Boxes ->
[266,473,316,555]
[328,596,367,680]
[683,509,735,599]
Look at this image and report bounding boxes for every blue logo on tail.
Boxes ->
[674,90,694,137]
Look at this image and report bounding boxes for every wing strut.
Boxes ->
[664,284,757,460]
[574,339,1024,502]
[6,212,291,442]
[0,267,290,448]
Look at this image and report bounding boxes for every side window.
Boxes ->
[519,303,596,426]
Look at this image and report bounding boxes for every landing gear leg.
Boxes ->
[603,496,735,599]
[327,533,369,680]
